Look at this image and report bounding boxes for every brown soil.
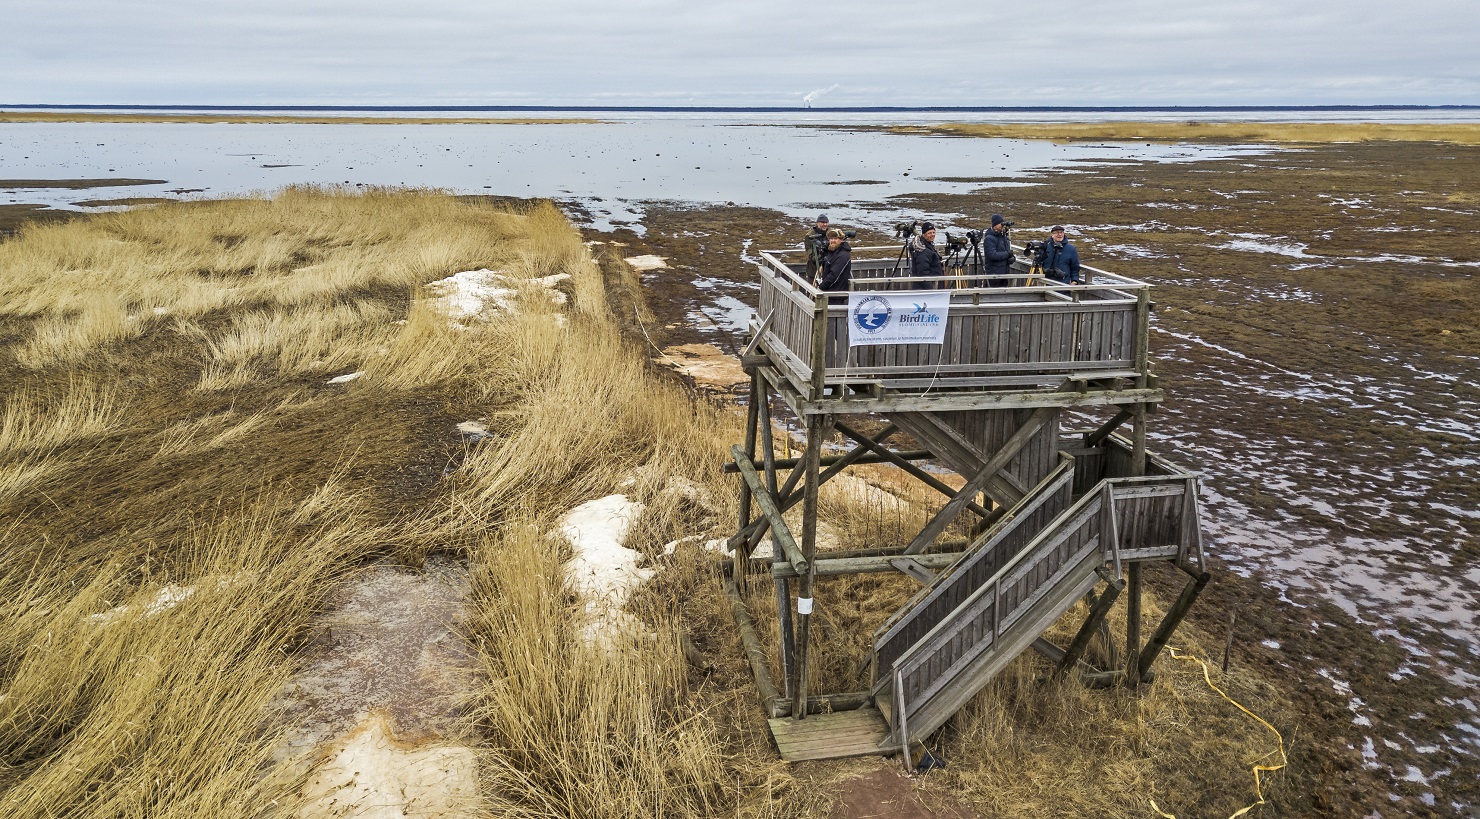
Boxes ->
[589,139,1480,817]
[826,763,979,819]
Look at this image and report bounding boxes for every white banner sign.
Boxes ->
[847,291,951,346]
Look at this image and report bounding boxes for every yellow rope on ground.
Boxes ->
[1147,647,1288,819]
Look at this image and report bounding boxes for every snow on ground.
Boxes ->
[425,269,570,323]
[325,371,363,385]
[559,494,651,645]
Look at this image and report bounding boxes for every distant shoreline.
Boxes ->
[4,103,1479,114]
[0,112,606,125]
[8,110,1480,143]
[875,121,1480,144]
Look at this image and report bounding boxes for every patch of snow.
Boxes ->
[425,269,571,323]
[455,420,490,442]
[560,494,650,645]
[90,574,251,624]
[326,371,363,385]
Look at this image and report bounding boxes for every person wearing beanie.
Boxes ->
[804,213,831,280]
[819,227,852,293]
[908,221,942,290]
[981,213,1015,287]
[1035,225,1082,285]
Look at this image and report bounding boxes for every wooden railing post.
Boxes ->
[1133,286,1151,388]
[808,292,828,402]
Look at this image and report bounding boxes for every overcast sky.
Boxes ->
[6,0,1479,107]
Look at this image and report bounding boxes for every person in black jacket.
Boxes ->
[818,228,851,293]
[1034,225,1082,284]
[804,213,830,280]
[981,213,1015,287]
[908,222,943,290]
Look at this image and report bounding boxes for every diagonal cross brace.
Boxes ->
[726,425,899,552]
[731,445,808,575]
[833,421,992,520]
[902,406,1055,556]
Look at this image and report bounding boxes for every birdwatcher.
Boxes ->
[804,213,830,280]
[818,227,852,296]
[1035,225,1082,284]
[909,222,943,290]
[981,214,1015,288]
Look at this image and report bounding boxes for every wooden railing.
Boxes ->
[872,459,1205,747]
[753,247,1151,401]
[872,455,1076,678]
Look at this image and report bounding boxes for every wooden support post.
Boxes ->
[775,576,795,699]
[1136,568,1211,682]
[834,421,993,519]
[724,575,781,715]
[754,381,797,692]
[757,382,780,498]
[735,369,762,588]
[1130,402,1148,479]
[791,413,828,720]
[1134,286,1151,388]
[903,406,1055,555]
[1055,568,1125,679]
[1125,562,1142,687]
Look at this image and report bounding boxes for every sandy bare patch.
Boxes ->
[658,343,747,392]
[624,254,668,272]
[299,713,477,819]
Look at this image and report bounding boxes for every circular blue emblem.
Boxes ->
[852,295,892,334]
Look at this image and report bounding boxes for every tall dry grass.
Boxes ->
[0,189,658,817]
[0,187,1298,818]
[0,503,370,818]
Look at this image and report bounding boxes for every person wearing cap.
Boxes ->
[818,227,852,294]
[1035,225,1082,284]
[981,214,1015,287]
[804,213,831,280]
[908,222,943,290]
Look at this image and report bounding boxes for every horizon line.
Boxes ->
[5,103,1480,113]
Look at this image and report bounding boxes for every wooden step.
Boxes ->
[768,707,898,762]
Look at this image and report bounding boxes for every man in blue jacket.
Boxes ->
[1035,225,1082,284]
[981,214,1016,287]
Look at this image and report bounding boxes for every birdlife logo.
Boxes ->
[900,302,942,324]
[852,295,892,334]
[846,292,951,347]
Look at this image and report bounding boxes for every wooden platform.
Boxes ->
[767,707,897,762]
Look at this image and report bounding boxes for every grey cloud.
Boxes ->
[3,0,1477,105]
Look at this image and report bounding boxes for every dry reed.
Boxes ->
[0,187,1300,818]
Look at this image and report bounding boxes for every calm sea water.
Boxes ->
[2,111,1273,231]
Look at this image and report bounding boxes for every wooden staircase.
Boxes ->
[866,448,1203,752]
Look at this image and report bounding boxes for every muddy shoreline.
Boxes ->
[594,140,1478,816]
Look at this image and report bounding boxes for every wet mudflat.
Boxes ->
[604,140,1479,816]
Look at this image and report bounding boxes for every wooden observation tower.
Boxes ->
[723,241,1211,763]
